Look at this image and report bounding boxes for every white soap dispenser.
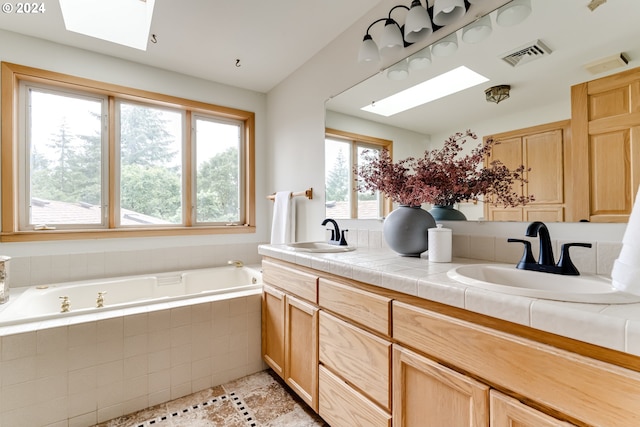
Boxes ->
[428,224,452,263]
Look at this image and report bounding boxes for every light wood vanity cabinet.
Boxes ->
[262,258,640,427]
[317,277,393,426]
[261,260,319,410]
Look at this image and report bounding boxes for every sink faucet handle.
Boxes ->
[557,242,592,276]
[339,229,348,246]
[326,228,335,241]
[508,238,536,269]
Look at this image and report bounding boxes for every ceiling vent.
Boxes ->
[500,40,552,67]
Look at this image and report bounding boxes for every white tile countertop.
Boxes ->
[258,244,640,358]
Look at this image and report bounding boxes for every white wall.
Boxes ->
[265,0,628,245]
[0,29,270,283]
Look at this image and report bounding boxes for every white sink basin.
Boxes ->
[447,264,640,304]
[286,241,356,253]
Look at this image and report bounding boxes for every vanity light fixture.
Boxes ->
[461,15,492,44]
[496,0,531,27]
[408,47,432,71]
[358,0,445,63]
[404,0,434,43]
[485,85,511,104]
[431,31,459,57]
[432,0,466,26]
[387,59,410,80]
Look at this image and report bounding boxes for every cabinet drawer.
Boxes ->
[318,277,391,335]
[319,365,391,427]
[319,311,391,410]
[262,259,318,303]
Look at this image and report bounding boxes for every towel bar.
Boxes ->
[267,188,313,201]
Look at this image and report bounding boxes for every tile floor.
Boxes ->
[94,369,329,427]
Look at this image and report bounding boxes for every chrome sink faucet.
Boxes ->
[508,221,592,275]
[321,218,348,246]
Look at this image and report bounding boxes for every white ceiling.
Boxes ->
[327,0,640,136]
[0,0,381,93]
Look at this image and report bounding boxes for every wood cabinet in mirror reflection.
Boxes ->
[486,65,640,223]
[484,121,569,222]
[570,66,640,223]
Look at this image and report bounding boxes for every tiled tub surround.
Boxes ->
[0,282,265,426]
[4,242,263,289]
[258,240,640,358]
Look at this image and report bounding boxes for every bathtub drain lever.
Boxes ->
[59,296,70,313]
[96,291,107,308]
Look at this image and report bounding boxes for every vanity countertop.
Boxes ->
[258,244,640,358]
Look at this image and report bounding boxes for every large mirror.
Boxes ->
[325,0,640,222]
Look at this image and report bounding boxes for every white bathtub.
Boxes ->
[0,264,262,326]
[0,263,266,426]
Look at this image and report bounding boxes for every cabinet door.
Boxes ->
[490,390,576,427]
[524,130,564,206]
[393,345,489,427]
[262,285,285,378]
[485,136,523,221]
[570,68,640,222]
[285,294,319,411]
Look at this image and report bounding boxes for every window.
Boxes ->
[1,62,256,241]
[193,115,244,224]
[117,101,184,226]
[325,128,392,219]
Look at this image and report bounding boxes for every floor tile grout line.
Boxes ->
[133,393,230,427]
[229,391,260,427]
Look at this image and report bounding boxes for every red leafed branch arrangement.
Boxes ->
[355,130,534,207]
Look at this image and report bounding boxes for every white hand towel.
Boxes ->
[270,191,296,244]
[612,186,640,294]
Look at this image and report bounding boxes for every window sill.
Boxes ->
[0,225,256,242]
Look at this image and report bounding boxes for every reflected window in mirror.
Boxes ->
[325,128,392,219]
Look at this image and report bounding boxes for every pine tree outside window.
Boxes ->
[325,128,392,219]
[2,62,255,241]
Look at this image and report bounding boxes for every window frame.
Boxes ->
[325,128,393,219]
[1,62,256,242]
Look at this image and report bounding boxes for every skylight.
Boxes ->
[361,66,490,117]
[59,0,155,51]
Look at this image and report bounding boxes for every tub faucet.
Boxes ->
[59,296,70,313]
[96,291,107,308]
[321,218,348,246]
[508,221,592,275]
[228,260,244,268]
